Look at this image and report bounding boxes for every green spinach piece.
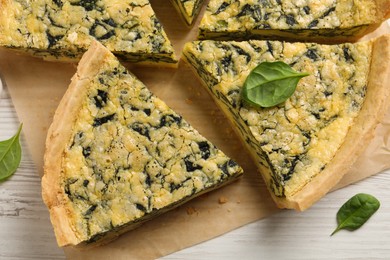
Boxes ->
[242,61,309,108]
[0,124,23,181]
[331,193,380,236]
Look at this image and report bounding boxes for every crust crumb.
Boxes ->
[218,196,228,204]
[186,206,198,215]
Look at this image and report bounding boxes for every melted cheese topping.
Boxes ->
[170,0,204,25]
[0,0,177,63]
[62,50,243,243]
[183,39,372,198]
[199,0,379,41]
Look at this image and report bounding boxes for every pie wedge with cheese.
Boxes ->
[42,41,243,247]
[0,0,177,65]
[183,35,390,210]
[199,0,390,43]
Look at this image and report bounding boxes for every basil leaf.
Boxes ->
[242,61,309,108]
[0,124,23,181]
[331,193,380,236]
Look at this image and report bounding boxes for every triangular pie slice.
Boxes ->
[170,0,205,26]
[183,35,390,210]
[41,41,243,247]
[199,0,390,43]
[0,0,177,65]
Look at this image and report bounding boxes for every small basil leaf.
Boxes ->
[331,193,380,236]
[242,61,309,108]
[0,123,23,181]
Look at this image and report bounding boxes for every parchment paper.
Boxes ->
[0,2,389,259]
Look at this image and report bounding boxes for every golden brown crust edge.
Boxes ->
[275,34,390,211]
[338,1,390,43]
[376,0,390,20]
[356,0,390,41]
[41,41,112,247]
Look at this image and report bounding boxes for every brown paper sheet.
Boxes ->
[0,3,389,259]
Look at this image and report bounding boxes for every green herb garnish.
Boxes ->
[331,193,380,236]
[242,61,309,108]
[0,124,23,181]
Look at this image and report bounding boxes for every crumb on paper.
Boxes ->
[185,98,193,104]
[218,196,228,204]
[236,199,241,204]
[186,206,198,215]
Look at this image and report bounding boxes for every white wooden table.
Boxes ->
[1,78,390,260]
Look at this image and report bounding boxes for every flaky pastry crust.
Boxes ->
[42,41,111,246]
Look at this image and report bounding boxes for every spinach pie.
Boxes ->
[199,0,390,43]
[42,41,243,246]
[0,0,177,65]
[183,35,390,210]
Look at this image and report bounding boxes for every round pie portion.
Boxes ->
[41,41,243,247]
[183,35,390,210]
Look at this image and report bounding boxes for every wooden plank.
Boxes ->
[0,90,65,259]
